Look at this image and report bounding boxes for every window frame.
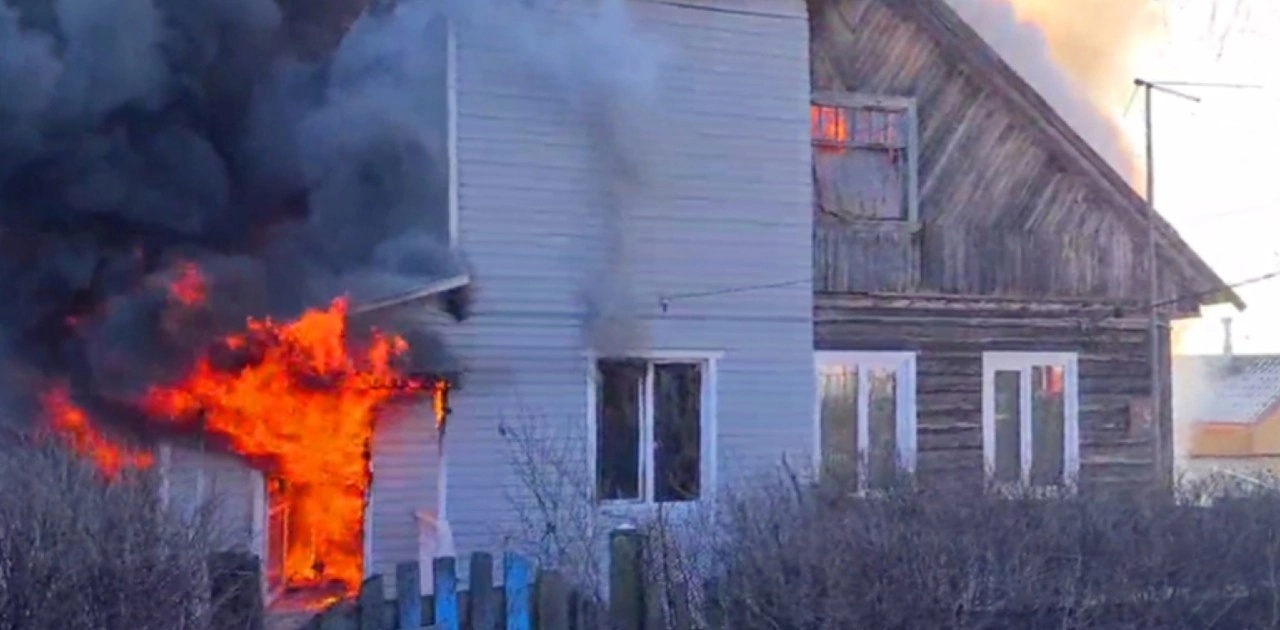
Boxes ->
[813,351,919,492]
[810,91,921,224]
[981,351,1081,492]
[585,351,721,507]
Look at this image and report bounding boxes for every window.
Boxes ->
[591,356,716,504]
[982,352,1080,489]
[811,93,919,222]
[815,352,917,491]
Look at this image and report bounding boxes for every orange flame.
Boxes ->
[811,104,850,145]
[143,297,413,596]
[40,385,155,480]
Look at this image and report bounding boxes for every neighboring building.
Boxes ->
[1174,320,1280,485]
[809,0,1238,494]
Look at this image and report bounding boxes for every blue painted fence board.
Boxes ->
[504,552,533,630]
[434,557,460,630]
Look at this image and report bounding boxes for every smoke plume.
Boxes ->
[945,0,1165,183]
[0,0,466,429]
[445,0,669,355]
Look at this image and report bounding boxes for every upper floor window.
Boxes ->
[982,352,1080,490]
[591,355,717,505]
[811,93,919,223]
[816,351,917,492]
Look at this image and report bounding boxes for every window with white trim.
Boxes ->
[815,351,917,491]
[982,352,1080,489]
[593,357,713,504]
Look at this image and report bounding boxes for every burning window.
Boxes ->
[811,96,917,221]
[595,358,707,504]
[817,352,916,491]
[983,353,1078,489]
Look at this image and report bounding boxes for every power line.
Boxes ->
[1090,266,1280,325]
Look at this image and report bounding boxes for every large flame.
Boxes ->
[142,296,418,595]
[37,261,447,600]
[40,385,156,480]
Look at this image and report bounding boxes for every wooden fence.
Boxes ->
[304,529,645,630]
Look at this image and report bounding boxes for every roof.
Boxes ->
[880,0,1243,312]
[1173,355,1280,424]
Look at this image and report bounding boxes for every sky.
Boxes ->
[1139,2,1280,355]
[979,0,1280,356]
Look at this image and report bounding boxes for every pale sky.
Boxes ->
[1129,2,1280,355]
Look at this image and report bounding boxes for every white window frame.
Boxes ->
[585,351,721,508]
[981,351,1081,491]
[813,351,918,491]
[810,91,921,224]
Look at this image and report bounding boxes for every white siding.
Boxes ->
[412,0,816,567]
[165,443,257,552]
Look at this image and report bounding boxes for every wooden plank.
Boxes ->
[504,552,533,630]
[536,569,570,630]
[434,557,460,630]
[396,562,423,630]
[358,575,384,630]
[609,529,644,630]
[469,552,496,630]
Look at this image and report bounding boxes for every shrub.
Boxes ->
[640,467,1280,629]
[0,439,254,630]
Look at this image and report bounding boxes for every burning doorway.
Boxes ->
[143,297,453,603]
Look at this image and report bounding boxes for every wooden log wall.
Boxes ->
[817,293,1172,490]
[808,0,1221,308]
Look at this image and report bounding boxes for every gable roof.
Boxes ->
[1174,355,1280,424]
[878,0,1243,311]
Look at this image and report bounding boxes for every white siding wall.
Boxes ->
[430,0,814,566]
[165,443,258,552]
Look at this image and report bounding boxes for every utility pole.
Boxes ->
[1132,77,1260,484]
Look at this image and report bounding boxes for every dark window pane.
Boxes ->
[1030,365,1066,486]
[596,360,644,501]
[993,370,1021,483]
[819,366,859,484]
[867,367,898,490]
[653,363,702,502]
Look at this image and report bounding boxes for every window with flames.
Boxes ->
[811,97,918,222]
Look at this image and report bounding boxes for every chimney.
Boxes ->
[1222,317,1234,357]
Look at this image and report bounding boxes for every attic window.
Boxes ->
[811,93,919,222]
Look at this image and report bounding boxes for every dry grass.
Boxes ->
[0,438,258,630]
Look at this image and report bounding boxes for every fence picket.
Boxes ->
[434,557,460,630]
[468,552,496,630]
[396,562,423,629]
[503,552,533,630]
[358,575,384,630]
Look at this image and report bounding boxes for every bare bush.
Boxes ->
[637,466,1280,630]
[498,414,611,593]
[0,440,253,630]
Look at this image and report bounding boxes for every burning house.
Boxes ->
[1,0,819,608]
[1,0,1240,612]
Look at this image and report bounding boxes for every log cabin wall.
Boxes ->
[817,293,1172,491]
[808,0,1210,302]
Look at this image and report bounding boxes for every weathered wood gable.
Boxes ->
[809,0,1236,313]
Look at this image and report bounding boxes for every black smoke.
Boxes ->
[0,0,465,430]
